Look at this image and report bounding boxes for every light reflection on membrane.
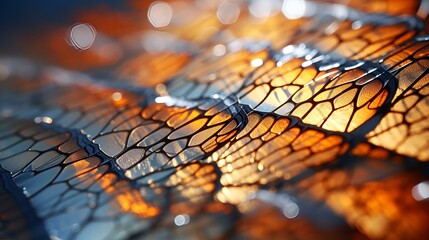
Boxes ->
[69,23,97,51]
[248,190,300,219]
[249,0,275,20]
[174,214,190,226]
[250,58,264,67]
[412,181,429,201]
[213,44,227,56]
[111,92,123,102]
[50,235,61,240]
[34,116,53,124]
[282,0,306,19]
[148,1,174,28]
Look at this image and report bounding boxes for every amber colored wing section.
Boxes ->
[368,39,429,161]
[167,43,397,134]
[1,77,247,182]
[204,111,349,204]
[296,142,429,239]
[97,96,246,182]
[0,117,238,239]
[233,200,367,240]
[194,1,420,61]
[287,15,420,61]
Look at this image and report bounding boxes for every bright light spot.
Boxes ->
[217,1,240,24]
[282,202,299,219]
[69,23,96,50]
[302,60,312,68]
[155,97,163,103]
[249,0,273,19]
[212,44,226,56]
[174,214,190,226]
[111,92,122,101]
[412,181,429,201]
[148,1,174,28]
[22,187,29,196]
[250,58,264,67]
[155,96,177,104]
[34,116,53,124]
[331,4,348,20]
[42,117,53,124]
[282,45,295,54]
[282,0,306,19]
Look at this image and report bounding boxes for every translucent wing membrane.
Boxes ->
[0,118,234,239]
[0,119,160,239]
[1,0,429,239]
[102,97,246,182]
[368,39,429,161]
[207,111,349,204]
[167,43,397,134]
[294,141,429,239]
[323,173,429,239]
[284,9,421,60]
[298,168,429,239]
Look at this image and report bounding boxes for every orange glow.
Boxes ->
[98,173,160,218]
[76,7,144,37]
[325,173,429,239]
[119,52,191,87]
